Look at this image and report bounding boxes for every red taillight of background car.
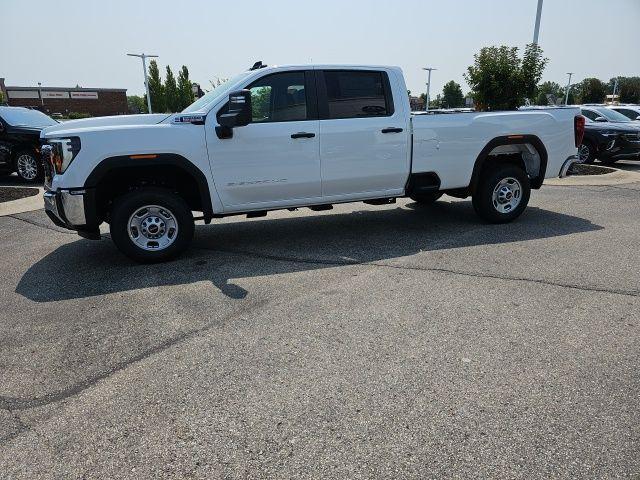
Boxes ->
[574,115,585,148]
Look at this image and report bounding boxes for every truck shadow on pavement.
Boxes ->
[16,201,602,302]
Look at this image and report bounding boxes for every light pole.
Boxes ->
[533,0,544,44]
[611,77,619,104]
[422,67,436,111]
[564,72,573,105]
[38,82,43,106]
[127,53,159,113]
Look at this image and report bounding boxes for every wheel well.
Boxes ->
[89,159,213,223]
[470,136,547,191]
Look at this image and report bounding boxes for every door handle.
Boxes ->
[381,127,404,134]
[291,132,316,139]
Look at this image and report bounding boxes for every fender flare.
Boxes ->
[470,135,548,190]
[85,153,214,221]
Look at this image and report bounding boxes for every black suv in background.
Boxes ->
[579,106,640,164]
[0,106,58,182]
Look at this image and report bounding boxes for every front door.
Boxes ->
[206,70,321,212]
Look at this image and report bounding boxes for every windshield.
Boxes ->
[593,107,632,122]
[182,72,252,113]
[0,107,58,127]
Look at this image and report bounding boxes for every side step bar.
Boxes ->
[363,198,396,206]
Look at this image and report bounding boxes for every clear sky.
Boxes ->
[2,0,639,97]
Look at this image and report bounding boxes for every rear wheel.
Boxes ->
[409,191,443,204]
[110,187,194,263]
[14,150,42,183]
[472,164,530,224]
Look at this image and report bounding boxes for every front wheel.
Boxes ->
[110,187,195,263]
[577,141,596,164]
[472,164,530,224]
[14,150,43,183]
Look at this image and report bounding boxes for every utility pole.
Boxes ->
[533,0,544,44]
[422,67,436,111]
[564,72,573,105]
[127,53,159,113]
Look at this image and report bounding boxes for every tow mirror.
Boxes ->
[594,116,607,122]
[219,90,252,128]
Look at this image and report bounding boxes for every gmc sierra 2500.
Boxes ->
[41,63,584,262]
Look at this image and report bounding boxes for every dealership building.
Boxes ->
[0,78,127,116]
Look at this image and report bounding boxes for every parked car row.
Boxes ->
[578,105,640,164]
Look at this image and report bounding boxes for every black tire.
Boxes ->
[410,191,443,204]
[577,141,596,164]
[14,150,43,183]
[472,164,531,224]
[110,187,194,263]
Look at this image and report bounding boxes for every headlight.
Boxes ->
[48,137,81,174]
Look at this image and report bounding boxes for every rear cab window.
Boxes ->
[318,70,395,120]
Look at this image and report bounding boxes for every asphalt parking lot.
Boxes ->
[1,166,639,479]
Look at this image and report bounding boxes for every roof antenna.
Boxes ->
[250,61,266,71]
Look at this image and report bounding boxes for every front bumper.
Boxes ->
[559,155,579,178]
[44,189,101,239]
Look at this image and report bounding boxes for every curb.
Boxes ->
[545,167,640,186]
[0,187,44,216]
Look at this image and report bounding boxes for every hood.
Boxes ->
[41,113,170,137]
[6,125,43,135]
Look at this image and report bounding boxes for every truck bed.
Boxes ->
[411,107,580,189]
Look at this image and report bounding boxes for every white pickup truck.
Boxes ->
[41,63,584,262]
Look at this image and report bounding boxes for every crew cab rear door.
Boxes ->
[317,69,410,199]
[206,70,321,211]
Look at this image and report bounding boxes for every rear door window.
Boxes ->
[321,70,393,119]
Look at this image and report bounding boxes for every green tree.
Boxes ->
[147,60,165,113]
[610,77,640,104]
[535,81,564,105]
[177,66,195,111]
[164,66,179,112]
[127,95,147,114]
[251,87,271,121]
[0,91,4,104]
[464,44,547,111]
[577,78,606,103]
[430,93,443,109]
[441,80,464,108]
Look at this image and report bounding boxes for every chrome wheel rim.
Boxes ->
[492,177,522,214]
[128,205,178,251]
[577,144,590,163]
[16,154,38,180]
